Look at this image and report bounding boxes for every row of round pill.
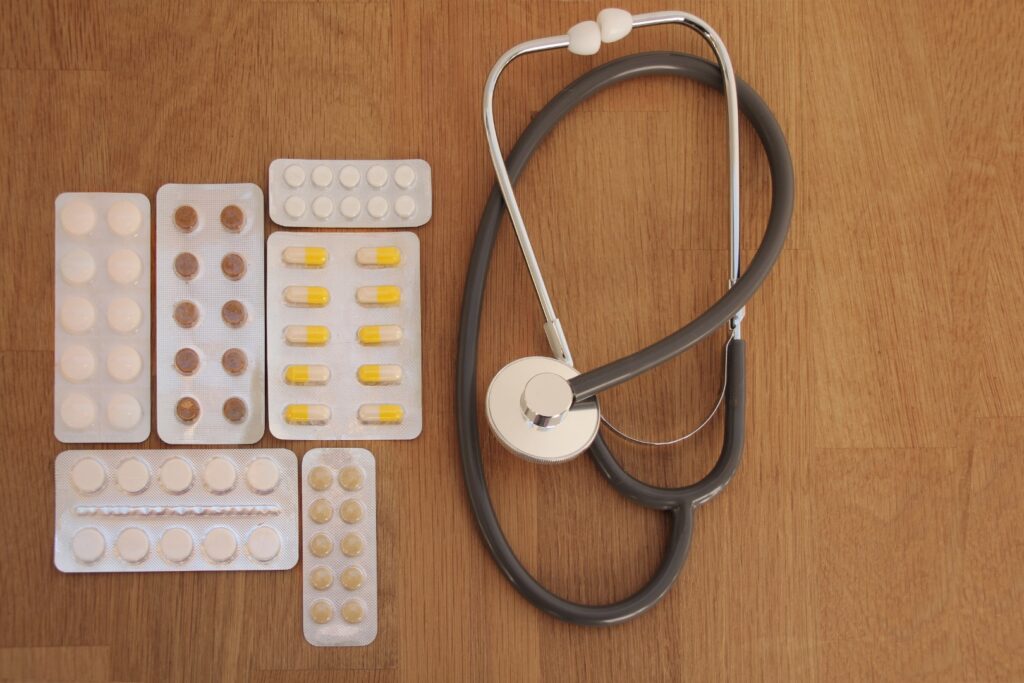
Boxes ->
[172,204,249,234]
[71,524,281,565]
[60,248,144,287]
[283,163,417,191]
[61,199,144,238]
[171,299,249,329]
[309,597,368,625]
[60,344,143,384]
[70,455,281,495]
[172,347,247,377]
[59,296,143,335]
[60,393,143,431]
[282,194,417,221]
[173,396,250,425]
[173,251,247,281]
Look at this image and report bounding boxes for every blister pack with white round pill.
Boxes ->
[302,448,378,646]
[54,193,151,443]
[53,449,298,573]
[266,232,422,440]
[155,184,266,444]
[268,159,432,228]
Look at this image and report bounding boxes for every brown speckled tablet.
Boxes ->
[176,397,200,424]
[173,252,199,280]
[174,205,199,232]
[221,348,247,376]
[173,301,200,328]
[222,397,247,423]
[220,205,245,232]
[221,253,246,280]
[221,300,247,328]
[173,348,200,376]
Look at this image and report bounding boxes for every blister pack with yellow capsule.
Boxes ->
[266,231,422,440]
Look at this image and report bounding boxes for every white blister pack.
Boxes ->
[155,184,266,444]
[302,448,378,647]
[54,193,151,443]
[54,449,298,573]
[268,159,432,228]
[266,232,422,441]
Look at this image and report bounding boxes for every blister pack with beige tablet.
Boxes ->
[302,448,378,646]
[54,449,298,573]
[54,193,151,443]
[155,184,265,444]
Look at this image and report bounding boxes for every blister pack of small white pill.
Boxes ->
[54,449,298,573]
[266,231,422,440]
[268,159,431,228]
[302,448,378,646]
[54,193,151,443]
[155,184,266,444]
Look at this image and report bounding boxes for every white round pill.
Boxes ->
[340,196,361,219]
[107,393,142,431]
[204,457,237,493]
[60,296,95,333]
[116,457,150,494]
[367,196,389,219]
[203,527,237,563]
[60,393,96,430]
[116,527,149,563]
[394,164,416,189]
[107,200,142,236]
[60,344,96,382]
[107,344,142,382]
[70,457,106,494]
[246,457,280,493]
[107,297,142,334]
[395,195,416,219]
[283,164,306,188]
[60,249,96,285]
[160,528,193,563]
[160,457,193,493]
[312,196,334,219]
[107,248,142,284]
[72,528,105,563]
[339,165,361,188]
[284,195,306,218]
[366,165,389,188]
[61,200,96,235]
[311,165,333,188]
[246,526,281,562]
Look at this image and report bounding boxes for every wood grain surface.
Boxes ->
[1,0,1021,681]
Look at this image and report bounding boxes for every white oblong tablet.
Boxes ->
[203,527,237,563]
[107,297,142,334]
[340,196,361,219]
[107,248,142,285]
[72,527,105,563]
[246,457,280,493]
[61,200,96,235]
[159,528,193,563]
[116,457,150,493]
[311,196,334,219]
[107,393,142,430]
[70,457,106,494]
[60,296,95,333]
[284,195,306,218]
[366,164,389,188]
[394,195,416,219]
[394,164,416,189]
[60,393,96,430]
[367,196,389,219]
[204,457,237,493]
[60,344,96,382]
[60,249,96,285]
[160,457,193,493]
[116,527,149,563]
[246,526,281,562]
[339,165,360,188]
[311,164,333,188]
[107,200,143,236]
[283,164,306,188]
[107,344,142,382]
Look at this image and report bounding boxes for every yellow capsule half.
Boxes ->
[284,404,331,425]
[356,324,402,345]
[355,285,401,306]
[355,246,401,267]
[282,246,328,267]
[357,364,402,385]
[284,285,330,307]
[357,403,404,424]
[284,364,331,385]
[284,325,330,346]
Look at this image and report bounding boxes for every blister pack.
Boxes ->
[54,193,151,443]
[266,232,422,441]
[302,448,378,646]
[268,159,432,228]
[155,184,266,444]
[54,449,298,573]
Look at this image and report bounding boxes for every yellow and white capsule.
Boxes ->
[284,364,331,385]
[284,325,330,346]
[355,285,401,306]
[357,364,402,385]
[355,246,401,267]
[284,285,330,307]
[281,246,328,267]
[356,324,403,345]
[284,404,331,425]
[357,404,404,424]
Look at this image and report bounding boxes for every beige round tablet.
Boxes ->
[221,300,247,328]
[60,249,95,284]
[341,599,365,624]
[173,300,200,328]
[312,196,333,219]
[160,528,193,563]
[116,527,150,563]
[61,200,97,235]
[173,347,200,376]
[173,252,199,280]
[116,457,150,494]
[221,253,246,280]
[308,533,333,558]
[340,499,364,524]
[338,466,364,491]
[339,165,361,188]
[394,195,416,219]
[366,165,388,188]
[176,397,201,424]
[107,344,142,382]
[203,527,237,563]
[394,164,416,189]
[284,195,306,218]
[61,296,95,333]
[222,397,248,424]
[340,196,361,219]
[309,565,333,591]
[311,165,333,188]
[107,199,142,236]
[60,392,96,430]
[70,457,106,494]
[246,526,281,562]
[107,297,142,333]
[204,457,237,493]
[246,457,279,493]
[107,248,142,284]
[340,532,364,557]
[60,344,96,382]
[283,164,306,188]
[307,465,333,491]
[72,527,106,563]
[309,600,333,624]
[340,565,365,590]
[220,204,245,232]
[367,196,389,219]
[221,348,247,376]
[174,205,199,232]
[309,498,333,524]
[160,456,193,493]
[107,393,142,431]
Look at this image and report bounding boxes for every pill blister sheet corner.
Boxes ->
[54,449,299,573]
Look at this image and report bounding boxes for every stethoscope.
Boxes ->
[457,9,794,625]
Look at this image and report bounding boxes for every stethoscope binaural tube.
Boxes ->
[457,51,793,625]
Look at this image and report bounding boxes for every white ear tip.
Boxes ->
[567,20,602,56]
[597,8,633,43]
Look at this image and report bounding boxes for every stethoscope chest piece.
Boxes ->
[485,356,600,464]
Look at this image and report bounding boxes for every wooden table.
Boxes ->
[1,1,1020,680]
